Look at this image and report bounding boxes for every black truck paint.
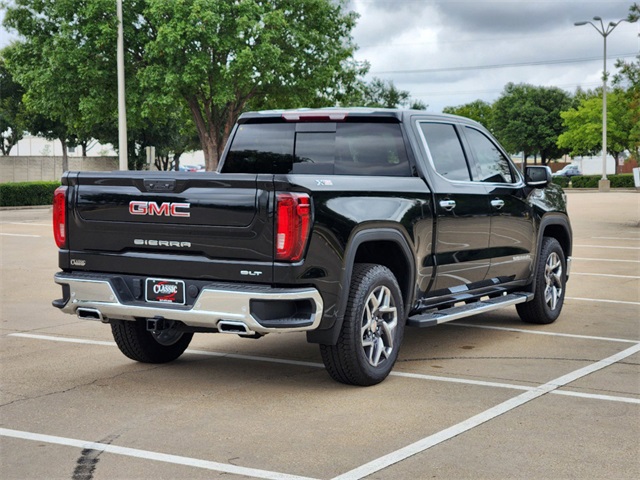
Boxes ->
[53,108,572,385]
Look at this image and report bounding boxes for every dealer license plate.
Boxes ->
[145,278,186,305]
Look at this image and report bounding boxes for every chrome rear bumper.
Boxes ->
[54,273,323,335]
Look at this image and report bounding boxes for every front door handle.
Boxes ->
[439,200,456,211]
[491,199,505,210]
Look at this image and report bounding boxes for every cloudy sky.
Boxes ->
[1,0,638,113]
[348,0,639,111]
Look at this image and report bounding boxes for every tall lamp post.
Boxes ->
[116,0,128,171]
[574,16,636,192]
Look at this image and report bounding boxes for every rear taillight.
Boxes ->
[53,186,67,248]
[275,193,311,262]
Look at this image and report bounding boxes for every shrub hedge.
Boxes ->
[568,174,635,189]
[552,177,569,188]
[0,181,61,207]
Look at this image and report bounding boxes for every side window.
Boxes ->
[334,123,411,176]
[419,123,471,181]
[464,127,515,183]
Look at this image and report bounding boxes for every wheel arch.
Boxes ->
[538,213,572,258]
[525,213,572,293]
[312,228,415,345]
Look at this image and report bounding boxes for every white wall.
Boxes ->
[9,135,117,157]
[572,155,618,175]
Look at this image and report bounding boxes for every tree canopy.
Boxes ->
[343,77,427,110]
[442,100,493,130]
[3,0,367,170]
[558,55,640,171]
[491,83,572,164]
[0,53,26,155]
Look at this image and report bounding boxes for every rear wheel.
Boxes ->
[111,319,193,363]
[320,263,405,386]
[517,237,566,324]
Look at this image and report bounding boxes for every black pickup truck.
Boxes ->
[53,108,572,386]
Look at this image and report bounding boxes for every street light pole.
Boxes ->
[116,0,128,171]
[574,16,636,192]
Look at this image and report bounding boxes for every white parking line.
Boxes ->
[0,428,318,480]
[572,273,640,279]
[566,297,640,306]
[592,237,640,241]
[331,343,640,480]
[451,323,639,344]
[572,257,640,263]
[574,245,640,250]
[552,390,640,404]
[9,333,640,404]
[6,222,50,226]
[0,233,41,238]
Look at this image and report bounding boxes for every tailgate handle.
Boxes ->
[144,179,176,192]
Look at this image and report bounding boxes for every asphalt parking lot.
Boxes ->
[1,190,638,480]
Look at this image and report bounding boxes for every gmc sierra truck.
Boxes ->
[53,108,572,386]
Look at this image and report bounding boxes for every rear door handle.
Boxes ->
[439,200,456,211]
[491,199,505,209]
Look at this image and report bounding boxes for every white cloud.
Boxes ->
[350,0,639,111]
[1,0,637,113]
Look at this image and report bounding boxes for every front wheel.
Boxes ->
[517,237,567,324]
[320,263,405,386]
[111,319,193,363]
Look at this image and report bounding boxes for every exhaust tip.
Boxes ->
[217,320,255,336]
[77,308,104,322]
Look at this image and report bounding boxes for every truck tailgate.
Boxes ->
[62,171,274,282]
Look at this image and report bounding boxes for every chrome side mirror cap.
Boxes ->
[525,166,552,187]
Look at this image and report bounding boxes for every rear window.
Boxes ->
[222,122,411,176]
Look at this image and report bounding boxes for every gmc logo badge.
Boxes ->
[129,201,191,217]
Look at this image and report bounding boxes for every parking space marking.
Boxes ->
[0,428,318,480]
[5,222,50,226]
[9,333,640,405]
[0,233,41,237]
[451,324,639,344]
[592,237,640,241]
[332,343,640,480]
[572,257,640,263]
[10,333,133,347]
[565,297,640,306]
[574,245,640,250]
[571,273,640,279]
[552,390,640,404]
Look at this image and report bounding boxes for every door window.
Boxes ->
[419,123,471,181]
[464,127,515,184]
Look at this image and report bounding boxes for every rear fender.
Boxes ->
[307,228,415,345]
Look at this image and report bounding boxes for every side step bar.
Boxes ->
[407,292,533,328]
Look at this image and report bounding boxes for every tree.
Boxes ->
[613,54,640,162]
[2,0,198,170]
[0,51,26,155]
[492,83,572,165]
[3,0,366,171]
[558,85,638,173]
[339,77,426,110]
[556,95,603,158]
[3,0,121,170]
[140,0,365,170]
[443,100,493,130]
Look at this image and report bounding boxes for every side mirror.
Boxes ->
[525,166,552,187]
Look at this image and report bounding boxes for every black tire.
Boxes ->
[517,237,566,324]
[111,319,193,363]
[320,263,405,386]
